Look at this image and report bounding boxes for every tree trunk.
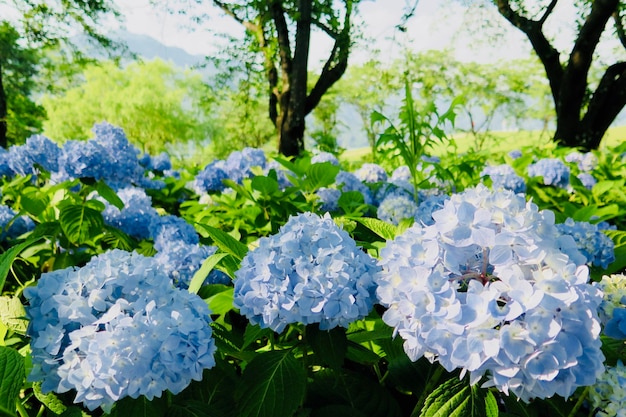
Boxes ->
[0,62,7,149]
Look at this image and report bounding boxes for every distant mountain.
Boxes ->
[110,30,209,70]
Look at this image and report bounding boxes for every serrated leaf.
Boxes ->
[308,324,347,369]
[420,378,496,417]
[206,287,234,316]
[350,217,398,240]
[189,253,229,294]
[0,297,27,335]
[95,179,124,210]
[32,382,67,415]
[0,346,24,414]
[58,203,104,244]
[235,350,306,417]
[251,176,280,196]
[242,324,273,350]
[20,188,50,217]
[0,238,40,292]
[304,163,339,191]
[110,395,166,417]
[195,224,248,262]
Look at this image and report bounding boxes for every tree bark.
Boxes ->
[496,0,622,151]
[0,62,7,149]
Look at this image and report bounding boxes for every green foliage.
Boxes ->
[42,59,215,154]
[0,346,24,416]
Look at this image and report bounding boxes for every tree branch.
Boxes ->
[496,0,563,104]
[270,0,293,89]
[613,9,626,49]
[305,0,352,114]
[581,61,626,138]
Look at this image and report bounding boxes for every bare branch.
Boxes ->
[538,0,558,26]
[613,9,626,49]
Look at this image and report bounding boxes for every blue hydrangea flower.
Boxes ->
[149,214,199,248]
[139,152,172,172]
[528,158,570,188]
[24,250,217,412]
[588,360,626,417]
[594,274,626,339]
[577,173,597,189]
[0,205,35,240]
[316,187,342,213]
[0,149,13,177]
[376,192,418,225]
[222,147,267,184]
[414,194,449,226]
[100,186,160,240]
[480,164,526,194]
[58,123,145,189]
[311,152,340,166]
[376,184,604,402]
[153,240,215,289]
[8,135,61,176]
[565,151,598,172]
[508,149,522,159]
[336,171,373,205]
[265,160,294,189]
[191,160,229,194]
[234,212,380,332]
[556,218,615,269]
[355,163,388,184]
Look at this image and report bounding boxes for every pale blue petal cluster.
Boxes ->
[234,212,380,332]
[153,240,216,289]
[311,151,340,166]
[101,186,160,240]
[7,135,61,176]
[222,147,267,184]
[139,152,172,172]
[316,187,342,213]
[376,184,604,401]
[588,360,626,417]
[377,192,418,226]
[24,250,217,412]
[577,173,597,189]
[480,164,526,194]
[565,151,598,172]
[556,218,615,269]
[414,194,449,226]
[58,123,145,189]
[508,149,523,159]
[355,163,388,184]
[594,274,626,339]
[149,214,199,247]
[0,205,35,240]
[191,160,229,194]
[336,171,373,205]
[528,158,570,188]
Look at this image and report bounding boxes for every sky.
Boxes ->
[111,0,536,65]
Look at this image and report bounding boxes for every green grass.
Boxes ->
[340,126,626,166]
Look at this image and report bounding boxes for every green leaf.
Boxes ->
[206,287,234,316]
[251,176,280,196]
[304,163,339,191]
[0,346,25,415]
[307,324,347,369]
[188,253,229,294]
[419,377,495,417]
[0,238,40,293]
[195,224,248,262]
[58,203,104,244]
[95,179,124,210]
[0,297,27,335]
[20,187,50,217]
[350,217,398,240]
[32,382,67,415]
[235,350,307,417]
[242,324,273,350]
[110,395,167,417]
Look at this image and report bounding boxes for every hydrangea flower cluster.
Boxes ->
[311,151,340,166]
[0,205,35,240]
[139,152,172,172]
[565,151,598,172]
[528,158,570,188]
[149,214,200,247]
[588,360,626,417]
[577,173,597,189]
[24,250,217,411]
[100,186,160,240]
[508,149,522,159]
[316,187,342,213]
[336,171,373,205]
[556,218,615,269]
[234,212,380,332]
[594,274,626,339]
[413,194,449,226]
[480,164,526,194]
[376,184,604,401]
[191,160,229,194]
[221,147,267,184]
[7,135,61,176]
[355,163,388,184]
[58,123,146,189]
[376,192,418,225]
